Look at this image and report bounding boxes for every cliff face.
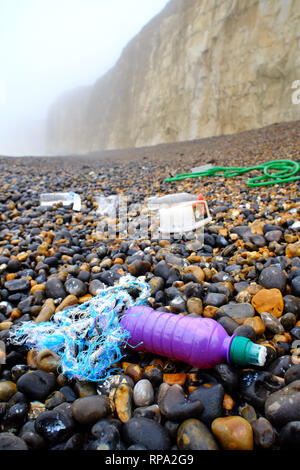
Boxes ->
[47,0,300,154]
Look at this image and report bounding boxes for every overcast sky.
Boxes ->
[0,0,170,155]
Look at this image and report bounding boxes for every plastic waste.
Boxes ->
[9,277,266,382]
[191,163,214,173]
[165,160,300,187]
[40,192,81,211]
[148,193,211,233]
[121,306,267,368]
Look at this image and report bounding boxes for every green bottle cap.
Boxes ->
[229,336,267,367]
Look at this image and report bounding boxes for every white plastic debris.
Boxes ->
[191,164,214,173]
[40,192,81,211]
[148,193,212,233]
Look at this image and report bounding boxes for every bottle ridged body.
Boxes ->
[121,306,234,369]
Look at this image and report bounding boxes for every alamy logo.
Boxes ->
[291,80,300,104]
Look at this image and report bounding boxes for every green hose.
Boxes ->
[165,159,300,187]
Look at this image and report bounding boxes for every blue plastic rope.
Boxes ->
[10,276,150,382]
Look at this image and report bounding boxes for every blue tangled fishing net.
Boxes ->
[10,276,150,382]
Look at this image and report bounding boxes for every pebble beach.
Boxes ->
[0,120,300,451]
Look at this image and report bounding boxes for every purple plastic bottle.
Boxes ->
[120,306,266,368]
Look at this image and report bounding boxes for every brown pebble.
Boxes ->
[125,364,143,383]
[163,373,187,386]
[27,349,39,367]
[0,381,17,401]
[223,393,234,410]
[211,416,253,450]
[286,241,300,257]
[203,305,218,318]
[17,252,28,262]
[186,297,203,315]
[115,383,133,423]
[35,298,55,324]
[251,288,284,317]
[251,417,275,449]
[177,419,219,450]
[72,395,111,425]
[55,294,78,312]
[36,349,61,373]
[78,294,92,303]
[74,382,97,397]
[244,316,266,335]
[57,374,69,388]
[239,403,257,423]
[6,273,16,281]
[0,321,13,331]
[183,266,205,282]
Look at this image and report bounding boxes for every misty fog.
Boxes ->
[0,0,169,156]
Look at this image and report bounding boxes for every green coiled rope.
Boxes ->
[165,159,300,187]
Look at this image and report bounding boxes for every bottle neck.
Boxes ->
[229,336,267,367]
[224,334,237,364]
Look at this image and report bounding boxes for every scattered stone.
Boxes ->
[265,380,300,428]
[260,311,285,334]
[177,419,219,450]
[259,266,287,293]
[0,432,28,450]
[234,324,256,341]
[239,371,283,408]
[17,371,57,401]
[45,277,66,299]
[244,316,266,335]
[0,380,17,401]
[65,278,87,297]
[114,382,133,423]
[133,379,154,407]
[286,241,300,257]
[159,384,203,422]
[252,288,284,317]
[279,421,300,449]
[239,404,257,424]
[36,349,61,373]
[72,396,111,425]
[74,382,97,397]
[186,297,203,315]
[55,295,78,312]
[291,276,300,297]
[190,383,224,425]
[267,355,292,377]
[285,364,300,384]
[35,403,75,444]
[183,266,205,283]
[211,416,253,450]
[204,293,227,308]
[4,279,30,293]
[35,298,55,324]
[283,295,300,317]
[122,417,171,450]
[251,417,275,449]
[218,302,254,324]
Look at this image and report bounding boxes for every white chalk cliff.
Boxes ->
[47,0,300,154]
